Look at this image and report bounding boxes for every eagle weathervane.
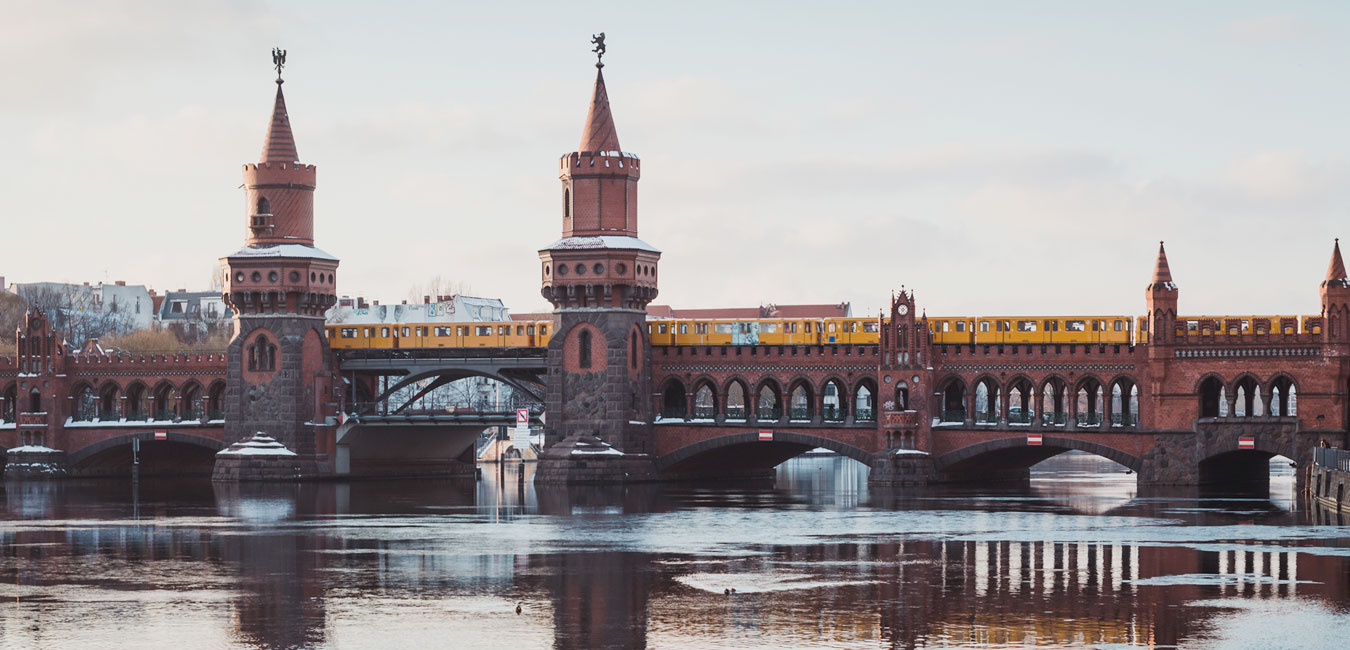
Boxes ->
[272,47,287,83]
[591,32,606,68]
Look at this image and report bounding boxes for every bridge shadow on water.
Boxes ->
[0,453,1339,650]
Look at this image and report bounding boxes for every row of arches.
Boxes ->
[1198,375,1298,418]
[659,377,880,423]
[0,380,227,424]
[938,375,1141,428]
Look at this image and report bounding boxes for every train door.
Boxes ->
[733,321,759,345]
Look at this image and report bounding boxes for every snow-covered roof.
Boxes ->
[541,236,660,253]
[225,244,338,262]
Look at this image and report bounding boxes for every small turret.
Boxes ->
[1321,239,1350,340]
[1145,242,1178,344]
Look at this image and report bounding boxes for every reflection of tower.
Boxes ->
[536,50,660,482]
[217,55,339,479]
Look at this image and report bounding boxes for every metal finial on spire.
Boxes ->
[272,47,287,84]
[591,32,606,68]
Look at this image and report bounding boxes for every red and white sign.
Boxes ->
[1239,437,1255,450]
[1027,433,1043,446]
[154,430,167,441]
[516,408,529,425]
[759,430,774,442]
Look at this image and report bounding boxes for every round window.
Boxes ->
[235,272,245,283]
[250,271,262,283]
[310,272,316,282]
[592,263,604,275]
[289,271,300,282]
[268,271,279,282]
[615,263,627,274]
[575,263,587,275]
[557,265,568,276]
[544,265,551,276]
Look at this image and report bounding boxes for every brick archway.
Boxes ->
[654,430,876,473]
[66,431,226,468]
[933,435,1143,473]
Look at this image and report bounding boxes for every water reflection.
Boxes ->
[0,456,1346,649]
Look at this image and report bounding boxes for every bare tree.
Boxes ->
[13,284,138,347]
[406,274,473,303]
[0,291,25,347]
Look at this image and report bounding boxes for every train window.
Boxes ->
[955,321,965,332]
[401,327,410,337]
[979,321,990,332]
[696,323,708,334]
[457,326,467,336]
[499,326,507,335]
[864,321,878,333]
[540,326,548,336]
[516,326,524,335]
[341,328,357,338]
[433,327,451,336]
[363,328,374,337]
[1066,320,1085,332]
[715,323,734,334]
[941,322,950,332]
[680,324,688,334]
[527,325,536,335]
[828,323,836,333]
[764,323,779,333]
[1113,320,1123,331]
[658,324,668,334]
[1017,321,1037,332]
[381,328,390,337]
[787,323,796,333]
[816,322,823,333]
[476,326,491,336]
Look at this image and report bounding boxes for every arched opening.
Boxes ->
[125,383,147,421]
[71,384,96,422]
[28,389,42,414]
[974,377,1000,424]
[1007,377,1033,424]
[71,437,222,478]
[822,380,846,421]
[940,379,966,423]
[151,383,173,421]
[207,382,226,420]
[563,188,571,220]
[98,383,120,421]
[629,331,638,370]
[180,382,202,421]
[657,431,876,481]
[1110,379,1139,427]
[1269,376,1296,417]
[1199,448,1286,492]
[248,335,277,372]
[660,379,687,420]
[256,196,271,214]
[854,381,875,421]
[1,384,15,422]
[693,382,716,419]
[1234,376,1260,417]
[578,329,592,370]
[725,381,747,420]
[893,381,910,412]
[788,382,813,420]
[1075,377,1103,426]
[756,382,782,422]
[1040,378,1067,426]
[937,436,1141,486]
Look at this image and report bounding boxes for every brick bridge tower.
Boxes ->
[216,53,340,480]
[535,50,662,482]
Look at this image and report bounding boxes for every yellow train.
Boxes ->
[327,321,553,349]
[326,312,1324,350]
[928,316,1135,345]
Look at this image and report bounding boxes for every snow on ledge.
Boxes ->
[8,445,63,454]
[217,432,298,457]
[571,447,624,456]
[892,449,930,456]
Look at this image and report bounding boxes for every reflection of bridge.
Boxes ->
[1,50,1348,486]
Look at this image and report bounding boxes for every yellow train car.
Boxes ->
[326,320,552,350]
[821,318,880,344]
[1174,315,1303,337]
[928,318,976,345]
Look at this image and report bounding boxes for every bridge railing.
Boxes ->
[693,406,716,419]
[1076,413,1102,426]
[1314,447,1350,472]
[855,408,874,422]
[1041,412,1067,426]
[940,409,965,423]
[725,406,747,419]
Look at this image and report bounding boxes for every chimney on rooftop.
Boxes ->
[424,295,430,305]
[115,281,126,286]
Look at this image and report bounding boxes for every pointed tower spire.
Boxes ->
[579,68,621,153]
[1149,241,1174,288]
[260,82,299,163]
[1325,239,1348,286]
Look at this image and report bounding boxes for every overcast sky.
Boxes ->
[3,1,1349,318]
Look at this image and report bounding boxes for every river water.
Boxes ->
[0,453,1347,649]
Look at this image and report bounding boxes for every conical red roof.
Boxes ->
[578,68,621,153]
[260,83,299,163]
[1326,239,1348,285]
[1144,239,1177,287]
